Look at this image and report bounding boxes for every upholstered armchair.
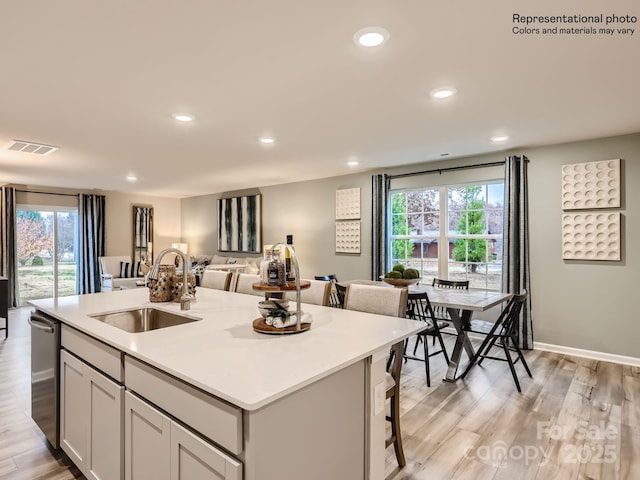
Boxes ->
[98,256,146,291]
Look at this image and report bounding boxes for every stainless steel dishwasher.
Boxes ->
[29,311,60,449]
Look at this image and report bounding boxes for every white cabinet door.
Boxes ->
[60,349,124,480]
[60,349,89,468]
[125,391,242,480]
[170,422,242,480]
[124,391,171,480]
[86,367,124,480]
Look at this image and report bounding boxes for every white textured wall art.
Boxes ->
[335,221,360,254]
[561,159,620,210]
[335,188,361,220]
[561,212,620,261]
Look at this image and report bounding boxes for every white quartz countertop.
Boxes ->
[30,288,423,410]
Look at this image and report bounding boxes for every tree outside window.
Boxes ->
[451,186,486,273]
[388,182,503,290]
[16,211,52,265]
[391,193,414,263]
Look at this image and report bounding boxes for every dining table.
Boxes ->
[347,280,512,382]
[411,285,512,381]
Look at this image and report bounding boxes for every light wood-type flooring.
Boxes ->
[385,333,640,479]
[0,308,83,480]
[1,307,638,480]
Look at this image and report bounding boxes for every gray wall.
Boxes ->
[104,191,182,258]
[181,132,640,358]
[181,173,374,281]
[14,187,183,259]
[526,134,637,358]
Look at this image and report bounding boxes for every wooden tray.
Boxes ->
[252,280,311,291]
[252,318,311,335]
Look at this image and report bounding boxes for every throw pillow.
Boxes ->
[245,261,259,275]
[120,261,141,278]
[193,254,212,265]
[211,255,228,265]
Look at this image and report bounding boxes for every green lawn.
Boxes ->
[18,264,77,305]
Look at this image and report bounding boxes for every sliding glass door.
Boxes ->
[16,206,78,305]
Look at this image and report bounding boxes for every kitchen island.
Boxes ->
[30,287,422,480]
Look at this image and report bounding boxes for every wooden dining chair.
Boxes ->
[314,274,337,282]
[233,273,263,296]
[343,283,408,317]
[285,279,331,306]
[432,278,470,289]
[314,274,342,308]
[334,283,347,309]
[199,269,233,291]
[431,278,469,323]
[343,283,408,467]
[427,278,470,342]
[405,291,450,387]
[460,292,532,392]
[386,341,406,467]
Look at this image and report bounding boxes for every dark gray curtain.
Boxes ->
[503,156,533,349]
[1,186,19,307]
[371,174,390,281]
[77,194,106,294]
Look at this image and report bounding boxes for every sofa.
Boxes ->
[190,254,262,276]
[98,255,146,291]
[99,253,262,292]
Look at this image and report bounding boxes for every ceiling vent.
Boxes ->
[7,139,59,155]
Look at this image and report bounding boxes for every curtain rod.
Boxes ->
[388,160,506,181]
[16,189,79,197]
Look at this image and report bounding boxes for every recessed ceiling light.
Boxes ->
[126,175,138,182]
[347,161,359,167]
[491,135,509,143]
[354,27,390,47]
[259,137,275,144]
[430,87,457,99]
[172,113,194,122]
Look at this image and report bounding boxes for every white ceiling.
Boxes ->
[1,1,639,198]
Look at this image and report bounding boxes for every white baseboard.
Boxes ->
[534,342,640,367]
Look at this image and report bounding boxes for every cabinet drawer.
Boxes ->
[125,356,243,456]
[172,420,242,480]
[62,325,123,382]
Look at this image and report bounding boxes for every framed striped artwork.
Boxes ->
[218,194,262,253]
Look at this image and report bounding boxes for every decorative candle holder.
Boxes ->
[147,265,176,302]
[172,273,197,302]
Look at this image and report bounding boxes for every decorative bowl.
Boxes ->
[379,276,421,287]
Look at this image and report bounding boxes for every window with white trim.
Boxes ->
[389,182,504,290]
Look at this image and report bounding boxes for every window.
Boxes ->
[16,206,79,305]
[389,182,504,290]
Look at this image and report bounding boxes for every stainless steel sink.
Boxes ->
[90,307,199,333]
